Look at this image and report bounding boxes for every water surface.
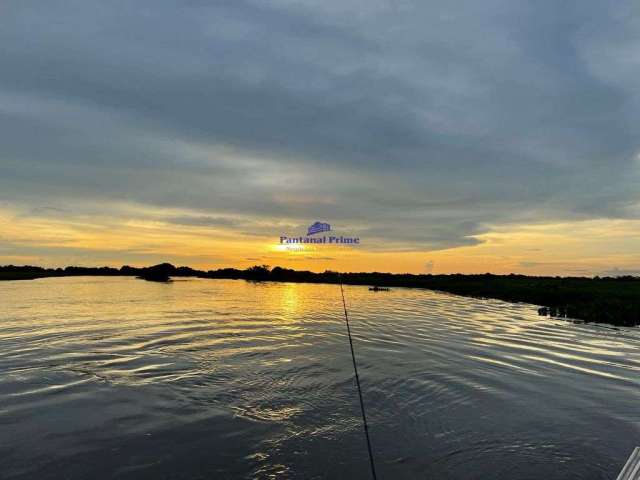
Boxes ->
[1,277,640,479]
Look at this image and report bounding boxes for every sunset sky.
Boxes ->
[1,1,639,275]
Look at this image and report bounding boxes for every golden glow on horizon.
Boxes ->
[270,243,311,253]
[1,205,639,276]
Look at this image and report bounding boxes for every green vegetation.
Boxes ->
[2,264,639,327]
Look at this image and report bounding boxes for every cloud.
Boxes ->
[164,215,238,227]
[600,267,640,277]
[519,261,544,268]
[0,0,639,256]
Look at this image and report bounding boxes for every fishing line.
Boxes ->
[339,280,378,480]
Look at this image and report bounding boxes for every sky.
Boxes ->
[1,0,639,275]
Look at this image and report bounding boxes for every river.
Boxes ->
[1,276,639,479]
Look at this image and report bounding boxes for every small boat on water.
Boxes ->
[369,286,390,291]
[137,272,171,282]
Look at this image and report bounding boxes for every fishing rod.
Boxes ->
[339,279,378,480]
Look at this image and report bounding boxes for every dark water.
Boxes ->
[1,277,640,479]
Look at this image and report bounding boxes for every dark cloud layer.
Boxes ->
[1,0,638,250]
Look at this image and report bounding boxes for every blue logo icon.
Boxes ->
[307,221,331,236]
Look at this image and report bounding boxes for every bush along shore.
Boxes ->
[2,263,639,327]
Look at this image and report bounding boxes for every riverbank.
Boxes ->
[2,263,639,327]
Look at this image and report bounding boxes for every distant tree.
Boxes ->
[245,265,270,281]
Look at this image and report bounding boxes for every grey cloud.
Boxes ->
[519,261,541,268]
